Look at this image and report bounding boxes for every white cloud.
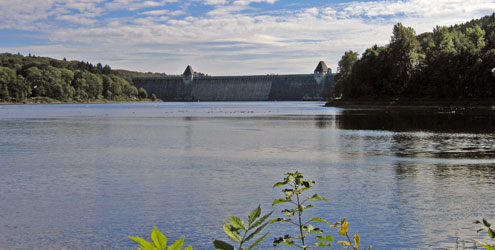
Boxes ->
[140,9,185,16]
[104,0,178,10]
[232,0,277,6]
[203,0,227,5]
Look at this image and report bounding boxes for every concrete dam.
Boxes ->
[132,61,335,101]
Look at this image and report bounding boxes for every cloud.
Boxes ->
[1,0,495,75]
[203,0,227,5]
[140,9,185,16]
[104,0,178,10]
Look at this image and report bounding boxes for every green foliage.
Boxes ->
[473,218,495,250]
[212,205,272,250]
[271,172,333,249]
[129,226,192,250]
[0,52,144,103]
[334,51,359,98]
[388,23,422,95]
[335,13,495,100]
[139,87,148,99]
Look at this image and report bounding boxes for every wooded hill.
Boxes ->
[0,53,163,103]
[334,13,495,100]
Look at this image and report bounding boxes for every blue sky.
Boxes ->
[1,0,494,75]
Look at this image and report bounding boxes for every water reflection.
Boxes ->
[1,102,495,250]
[336,108,495,133]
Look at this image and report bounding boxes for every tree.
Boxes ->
[0,66,16,101]
[334,51,359,98]
[138,87,148,99]
[25,67,45,97]
[388,23,422,96]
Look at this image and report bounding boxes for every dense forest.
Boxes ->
[334,13,495,100]
[0,53,162,103]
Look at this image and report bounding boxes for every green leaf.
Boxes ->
[311,218,330,225]
[273,235,295,247]
[223,222,241,243]
[212,239,236,250]
[473,239,495,250]
[184,246,193,250]
[246,232,269,250]
[488,228,495,239]
[248,205,262,225]
[288,176,295,183]
[229,216,247,231]
[314,242,331,247]
[167,237,184,250]
[272,198,290,206]
[282,209,296,217]
[245,221,269,242]
[306,194,328,202]
[251,211,272,228]
[316,234,333,242]
[483,219,492,227]
[129,236,157,250]
[298,204,314,211]
[270,218,291,224]
[303,224,323,233]
[273,180,288,188]
[151,226,167,250]
[283,189,295,199]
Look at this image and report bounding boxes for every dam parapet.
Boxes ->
[132,62,335,101]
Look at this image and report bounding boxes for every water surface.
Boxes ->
[1,102,494,250]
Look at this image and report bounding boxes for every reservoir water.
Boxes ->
[0,102,494,250]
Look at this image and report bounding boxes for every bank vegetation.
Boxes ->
[329,13,495,107]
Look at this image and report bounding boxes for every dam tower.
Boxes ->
[314,61,331,85]
[182,65,194,85]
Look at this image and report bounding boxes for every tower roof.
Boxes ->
[314,61,328,73]
[183,65,194,76]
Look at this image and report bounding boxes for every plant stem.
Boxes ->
[239,228,249,250]
[296,192,306,250]
[345,232,358,250]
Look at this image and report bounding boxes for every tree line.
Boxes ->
[334,13,495,100]
[0,53,149,102]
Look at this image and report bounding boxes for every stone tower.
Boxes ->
[183,65,194,85]
[314,61,330,85]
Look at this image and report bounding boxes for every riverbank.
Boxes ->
[0,97,160,105]
[325,98,495,109]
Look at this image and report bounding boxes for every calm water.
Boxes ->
[1,102,494,250]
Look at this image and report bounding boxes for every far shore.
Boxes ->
[0,98,160,105]
[325,98,495,109]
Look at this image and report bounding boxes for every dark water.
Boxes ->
[0,102,494,250]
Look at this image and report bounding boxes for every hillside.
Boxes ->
[332,13,495,102]
[0,53,160,103]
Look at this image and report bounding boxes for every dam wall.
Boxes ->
[190,76,273,101]
[131,77,183,100]
[132,62,335,101]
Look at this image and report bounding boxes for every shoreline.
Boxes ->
[325,98,495,109]
[0,99,159,105]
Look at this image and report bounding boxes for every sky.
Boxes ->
[1,0,495,75]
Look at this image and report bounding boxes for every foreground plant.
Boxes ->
[271,171,333,249]
[473,218,495,250]
[129,226,192,250]
[332,218,372,250]
[212,205,272,250]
